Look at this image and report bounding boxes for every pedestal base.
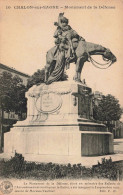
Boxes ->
[4,82,114,162]
[4,125,114,159]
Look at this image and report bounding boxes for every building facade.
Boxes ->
[0,63,30,151]
[0,63,30,85]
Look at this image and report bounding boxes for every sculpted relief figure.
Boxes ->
[44,13,116,84]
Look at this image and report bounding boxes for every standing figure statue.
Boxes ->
[44,13,116,84]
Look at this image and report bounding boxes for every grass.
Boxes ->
[0,153,122,180]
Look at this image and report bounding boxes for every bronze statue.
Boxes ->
[44,13,116,84]
[53,13,85,56]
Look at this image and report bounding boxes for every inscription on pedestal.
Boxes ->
[35,92,62,113]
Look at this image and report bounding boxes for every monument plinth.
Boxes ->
[4,81,113,159]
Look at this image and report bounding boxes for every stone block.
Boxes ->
[3,82,114,161]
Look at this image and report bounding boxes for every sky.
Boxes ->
[0,0,123,106]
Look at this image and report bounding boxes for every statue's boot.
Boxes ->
[73,72,81,82]
[77,72,81,82]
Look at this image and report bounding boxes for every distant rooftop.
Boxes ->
[94,91,103,95]
[0,63,30,78]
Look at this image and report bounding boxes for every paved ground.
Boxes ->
[0,139,123,167]
[113,138,123,154]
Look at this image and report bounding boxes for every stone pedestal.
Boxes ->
[4,81,114,161]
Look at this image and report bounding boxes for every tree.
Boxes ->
[27,69,45,88]
[0,71,27,115]
[93,94,122,122]
[0,71,27,151]
[27,68,68,88]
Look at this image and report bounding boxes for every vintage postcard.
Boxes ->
[0,0,123,195]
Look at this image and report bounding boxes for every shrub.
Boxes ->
[0,153,122,180]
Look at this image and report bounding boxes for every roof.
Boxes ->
[0,63,30,78]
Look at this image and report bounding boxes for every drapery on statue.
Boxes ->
[44,13,117,84]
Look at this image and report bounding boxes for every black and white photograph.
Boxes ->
[0,0,123,194]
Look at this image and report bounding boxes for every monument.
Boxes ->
[4,13,117,161]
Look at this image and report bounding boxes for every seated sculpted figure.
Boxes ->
[54,13,85,64]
